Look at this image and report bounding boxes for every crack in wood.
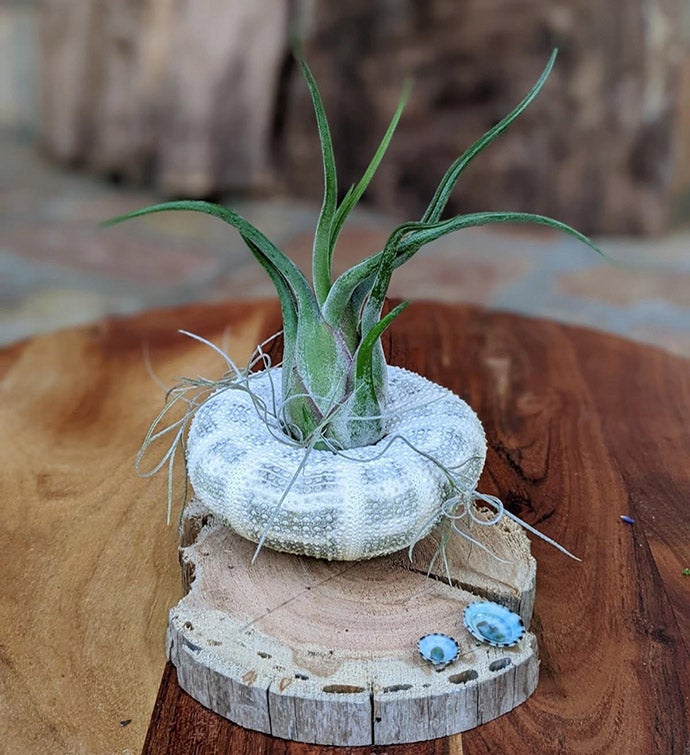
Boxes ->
[265,682,273,736]
[406,564,494,604]
[238,561,360,633]
[369,688,375,745]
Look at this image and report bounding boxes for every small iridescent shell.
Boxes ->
[417,633,459,670]
[463,602,524,647]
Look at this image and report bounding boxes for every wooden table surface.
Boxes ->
[1,299,688,754]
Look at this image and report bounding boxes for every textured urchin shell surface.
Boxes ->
[186,366,487,561]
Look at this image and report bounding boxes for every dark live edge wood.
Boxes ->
[143,299,689,755]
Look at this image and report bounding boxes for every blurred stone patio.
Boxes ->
[1,127,689,357]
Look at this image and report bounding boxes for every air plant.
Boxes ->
[105,49,601,455]
[105,49,602,566]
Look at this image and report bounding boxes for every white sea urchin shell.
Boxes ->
[186,366,487,561]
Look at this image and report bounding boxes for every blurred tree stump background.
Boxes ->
[39,0,288,197]
[40,0,690,235]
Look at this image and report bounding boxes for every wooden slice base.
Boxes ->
[167,498,538,746]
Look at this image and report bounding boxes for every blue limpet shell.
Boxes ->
[463,602,524,647]
[417,633,459,669]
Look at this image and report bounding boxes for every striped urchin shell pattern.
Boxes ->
[186,366,487,561]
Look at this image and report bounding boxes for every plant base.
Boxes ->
[167,499,539,746]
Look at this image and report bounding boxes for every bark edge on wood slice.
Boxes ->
[166,497,538,746]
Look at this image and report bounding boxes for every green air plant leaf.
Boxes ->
[421,49,558,224]
[297,54,338,306]
[104,49,603,452]
[102,200,316,313]
[330,79,412,250]
[356,300,409,385]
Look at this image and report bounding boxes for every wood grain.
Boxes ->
[2,299,688,753]
[0,303,271,753]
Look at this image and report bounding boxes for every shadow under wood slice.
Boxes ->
[166,500,538,745]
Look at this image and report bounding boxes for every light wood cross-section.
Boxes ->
[169,498,537,745]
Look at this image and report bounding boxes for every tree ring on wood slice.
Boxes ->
[186,366,487,560]
[167,500,538,746]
